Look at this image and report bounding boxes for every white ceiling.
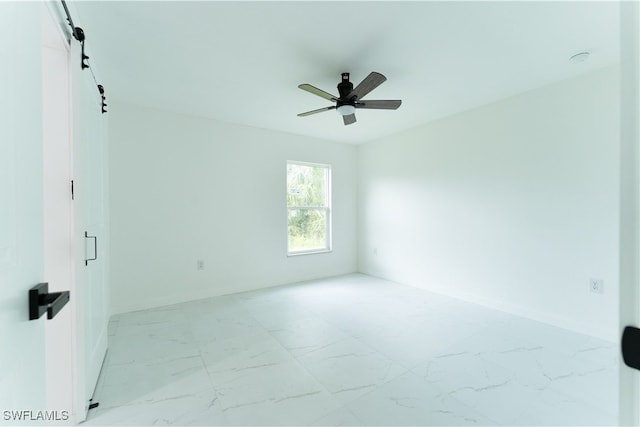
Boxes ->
[74,1,620,144]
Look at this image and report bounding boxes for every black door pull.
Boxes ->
[85,231,97,266]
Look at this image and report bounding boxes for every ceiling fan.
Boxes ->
[297,72,402,126]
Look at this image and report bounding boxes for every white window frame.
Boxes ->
[286,161,332,256]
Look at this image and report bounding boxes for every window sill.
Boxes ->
[287,249,332,257]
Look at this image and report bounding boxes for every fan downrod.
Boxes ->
[337,73,354,99]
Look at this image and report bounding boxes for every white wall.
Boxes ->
[109,102,358,314]
[358,66,620,341]
[0,1,46,414]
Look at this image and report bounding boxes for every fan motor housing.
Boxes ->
[336,99,355,108]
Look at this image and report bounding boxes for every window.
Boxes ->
[287,161,331,255]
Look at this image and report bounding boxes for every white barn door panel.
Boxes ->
[70,41,109,420]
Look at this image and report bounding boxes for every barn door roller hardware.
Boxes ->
[74,26,89,70]
[60,0,108,114]
[622,326,640,371]
[98,84,107,114]
[60,0,88,69]
[29,283,70,321]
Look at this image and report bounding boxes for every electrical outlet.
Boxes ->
[197,260,205,271]
[373,247,378,256]
[589,278,604,294]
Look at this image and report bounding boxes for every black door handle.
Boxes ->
[622,326,640,370]
[29,282,70,320]
[84,231,97,266]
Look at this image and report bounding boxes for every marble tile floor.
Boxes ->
[86,274,619,426]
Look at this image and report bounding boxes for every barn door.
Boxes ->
[619,1,640,424]
[70,40,109,420]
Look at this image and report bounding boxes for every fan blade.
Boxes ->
[355,100,402,110]
[298,84,338,102]
[297,106,336,117]
[348,72,387,100]
[343,113,356,126]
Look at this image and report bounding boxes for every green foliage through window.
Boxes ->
[287,162,331,254]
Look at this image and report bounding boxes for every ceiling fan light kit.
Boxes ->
[336,104,356,116]
[297,71,402,126]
